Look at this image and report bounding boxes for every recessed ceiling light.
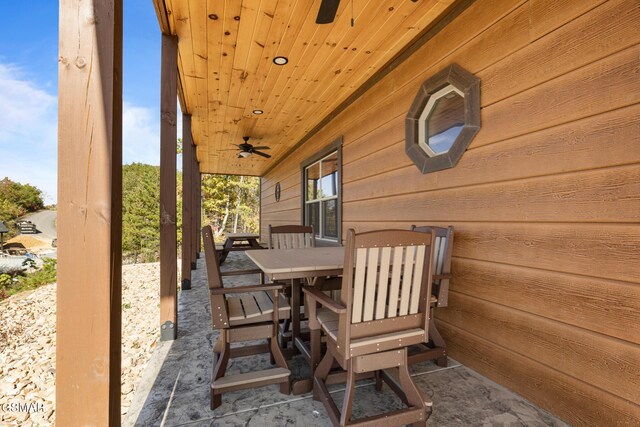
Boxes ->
[252,109,264,115]
[273,56,288,65]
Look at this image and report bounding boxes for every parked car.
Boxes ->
[16,220,37,234]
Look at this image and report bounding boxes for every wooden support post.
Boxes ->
[160,34,178,341]
[57,0,122,424]
[196,169,202,258]
[190,143,198,269]
[181,114,193,290]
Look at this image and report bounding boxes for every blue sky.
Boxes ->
[0,2,173,204]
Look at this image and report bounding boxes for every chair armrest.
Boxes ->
[302,287,346,314]
[210,283,287,295]
[220,268,263,277]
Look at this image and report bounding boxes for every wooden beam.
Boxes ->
[191,155,199,267]
[181,114,193,289]
[57,0,122,424]
[160,34,178,341]
[196,168,202,258]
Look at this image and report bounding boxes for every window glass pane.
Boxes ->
[320,153,338,198]
[306,162,320,201]
[323,199,337,239]
[306,202,320,236]
[426,90,464,155]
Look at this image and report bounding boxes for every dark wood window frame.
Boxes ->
[300,136,343,245]
[405,63,480,174]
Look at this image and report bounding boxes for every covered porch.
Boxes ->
[55,0,639,425]
[123,252,566,426]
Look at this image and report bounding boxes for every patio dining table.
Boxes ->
[245,246,344,394]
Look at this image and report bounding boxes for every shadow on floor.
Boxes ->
[125,252,567,427]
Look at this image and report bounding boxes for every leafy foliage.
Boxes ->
[122,164,161,263]
[0,177,45,238]
[201,175,260,238]
[0,258,57,301]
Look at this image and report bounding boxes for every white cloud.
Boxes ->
[0,63,181,204]
[0,63,58,204]
[122,99,183,168]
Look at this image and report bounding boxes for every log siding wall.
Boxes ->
[260,0,640,424]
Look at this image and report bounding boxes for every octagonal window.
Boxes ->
[418,84,465,157]
[406,64,480,174]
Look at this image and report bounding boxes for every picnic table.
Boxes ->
[217,233,263,264]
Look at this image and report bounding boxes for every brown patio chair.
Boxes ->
[268,224,316,249]
[202,225,291,410]
[408,225,454,367]
[304,228,435,426]
[268,224,341,348]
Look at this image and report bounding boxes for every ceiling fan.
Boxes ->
[234,136,271,158]
[316,0,419,24]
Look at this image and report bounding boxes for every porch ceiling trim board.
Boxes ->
[152,0,472,177]
[57,0,123,424]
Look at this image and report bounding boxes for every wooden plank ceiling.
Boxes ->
[154,0,455,175]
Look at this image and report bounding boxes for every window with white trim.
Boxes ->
[304,150,339,241]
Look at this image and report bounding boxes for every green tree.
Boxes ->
[122,163,182,263]
[0,178,45,238]
[201,175,259,238]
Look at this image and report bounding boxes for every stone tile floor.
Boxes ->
[125,252,568,427]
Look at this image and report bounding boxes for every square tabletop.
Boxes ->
[245,247,344,280]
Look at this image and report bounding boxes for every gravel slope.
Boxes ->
[0,262,163,426]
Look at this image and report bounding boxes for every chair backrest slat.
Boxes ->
[351,247,368,323]
[269,224,316,249]
[409,245,426,314]
[398,246,416,316]
[387,247,404,318]
[374,247,392,320]
[362,247,379,322]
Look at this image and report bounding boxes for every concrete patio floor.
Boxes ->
[125,252,568,427]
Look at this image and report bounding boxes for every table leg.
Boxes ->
[219,238,233,264]
[291,279,300,341]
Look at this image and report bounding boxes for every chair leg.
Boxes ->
[429,319,447,367]
[397,351,427,426]
[270,334,291,395]
[313,349,334,401]
[375,370,383,391]
[211,330,230,410]
[339,359,356,427]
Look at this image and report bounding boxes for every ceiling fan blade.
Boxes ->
[316,0,340,24]
[253,150,272,158]
[251,146,270,150]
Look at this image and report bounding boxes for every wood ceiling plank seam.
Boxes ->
[224,0,264,154]
[257,0,363,153]
[189,0,209,150]
[206,0,227,172]
[249,5,323,161]
[224,0,292,173]
[215,0,248,173]
[278,0,439,142]
[234,0,309,150]
[248,0,319,122]
[237,0,300,148]
[172,0,197,117]
[233,0,281,131]
[266,0,402,146]
[335,1,449,110]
